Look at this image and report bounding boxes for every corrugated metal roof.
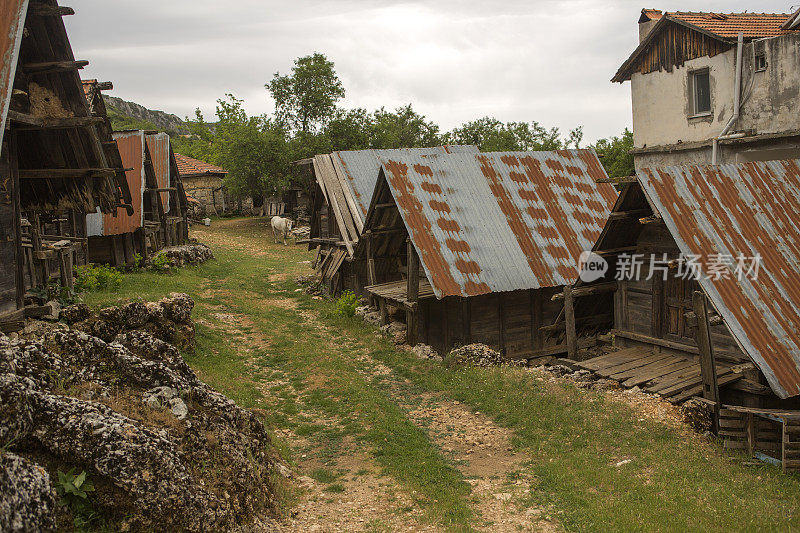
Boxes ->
[637,159,800,399]
[378,149,617,298]
[333,146,478,219]
[146,133,170,214]
[0,0,28,148]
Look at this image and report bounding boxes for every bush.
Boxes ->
[151,252,174,273]
[334,290,359,317]
[75,264,123,293]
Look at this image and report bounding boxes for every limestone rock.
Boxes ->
[0,451,57,532]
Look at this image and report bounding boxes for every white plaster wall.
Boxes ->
[631,49,736,148]
[740,35,800,135]
[630,34,800,152]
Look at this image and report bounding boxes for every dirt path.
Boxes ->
[190,219,555,531]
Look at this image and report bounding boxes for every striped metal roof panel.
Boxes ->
[637,159,800,399]
[378,149,617,298]
[333,145,478,219]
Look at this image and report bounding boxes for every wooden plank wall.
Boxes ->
[420,287,562,358]
[615,223,749,363]
[636,21,731,76]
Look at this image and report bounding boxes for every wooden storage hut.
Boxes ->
[564,159,800,407]
[86,130,188,266]
[299,146,478,294]
[564,158,800,470]
[1,0,132,329]
[357,149,618,358]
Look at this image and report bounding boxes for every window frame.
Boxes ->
[755,53,767,72]
[688,68,712,118]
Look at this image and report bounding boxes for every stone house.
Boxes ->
[613,9,800,169]
[174,153,232,215]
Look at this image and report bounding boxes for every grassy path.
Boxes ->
[84,218,800,532]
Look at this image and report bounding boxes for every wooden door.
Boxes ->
[663,276,699,340]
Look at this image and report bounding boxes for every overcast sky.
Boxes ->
[66,1,797,143]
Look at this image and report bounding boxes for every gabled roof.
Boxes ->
[637,159,800,399]
[333,146,479,220]
[369,150,618,298]
[174,153,227,177]
[613,9,799,82]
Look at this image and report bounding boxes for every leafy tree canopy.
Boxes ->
[591,128,634,178]
[267,52,345,134]
[444,116,583,152]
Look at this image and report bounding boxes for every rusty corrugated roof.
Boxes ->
[333,146,479,219]
[0,0,28,148]
[377,150,618,298]
[638,159,800,399]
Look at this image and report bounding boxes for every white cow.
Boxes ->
[271,216,294,245]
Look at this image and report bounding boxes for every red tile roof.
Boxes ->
[174,153,227,176]
[668,11,796,39]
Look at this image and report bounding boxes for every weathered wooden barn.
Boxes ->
[563,158,800,469]
[86,130,189,266]
[1,0,132,329]
[299,146,478,294]
[357,149,618,358]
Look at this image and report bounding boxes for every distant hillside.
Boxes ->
[103,95,188,134]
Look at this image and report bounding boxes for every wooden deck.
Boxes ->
[576,347,742,403]
[364,279,436,309]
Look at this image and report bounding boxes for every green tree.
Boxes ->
[324,108,372,151]
[213,95,288,200]
[591,128,634,178]
[444,117,582,151]
[369,104,440,149]
[267,52,345,134]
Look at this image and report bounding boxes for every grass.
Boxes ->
[84,217,800,532]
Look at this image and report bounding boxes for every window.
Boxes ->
[689,69,711,116]
[755,53,767,72]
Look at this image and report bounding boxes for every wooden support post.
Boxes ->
[462,298,471,345]
[564,285,578,359]
[692,291,720,427]
[366,231,377,306]
[406,239,419,346]
[9,135,24,309]
[379,299,388,326]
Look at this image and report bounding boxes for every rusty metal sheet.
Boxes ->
[145,133,170,213]
[100,131,144,235]
[377,149,617,298]
[0,0,28,148]
[638,159,800,399]
[333,146,478,220]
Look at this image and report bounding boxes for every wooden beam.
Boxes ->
[9,134,24,309]
[18,168,117,179]
[374,202,396,210]
[564,286,578,359]
[594,246,638,256]
[29,4,75,16]
[691,291,720,424]
[406,239,420,346]
[597,175,636,184]
[551,281,616,301]
[22,59,88,74]
[608,209,652,221]
[8,111,104,130]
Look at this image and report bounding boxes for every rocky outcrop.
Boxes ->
[449,343,506,367]
[153,244,214,269]
[103,95,187,134]
[63,293,196,350]
[0,297,280,531]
